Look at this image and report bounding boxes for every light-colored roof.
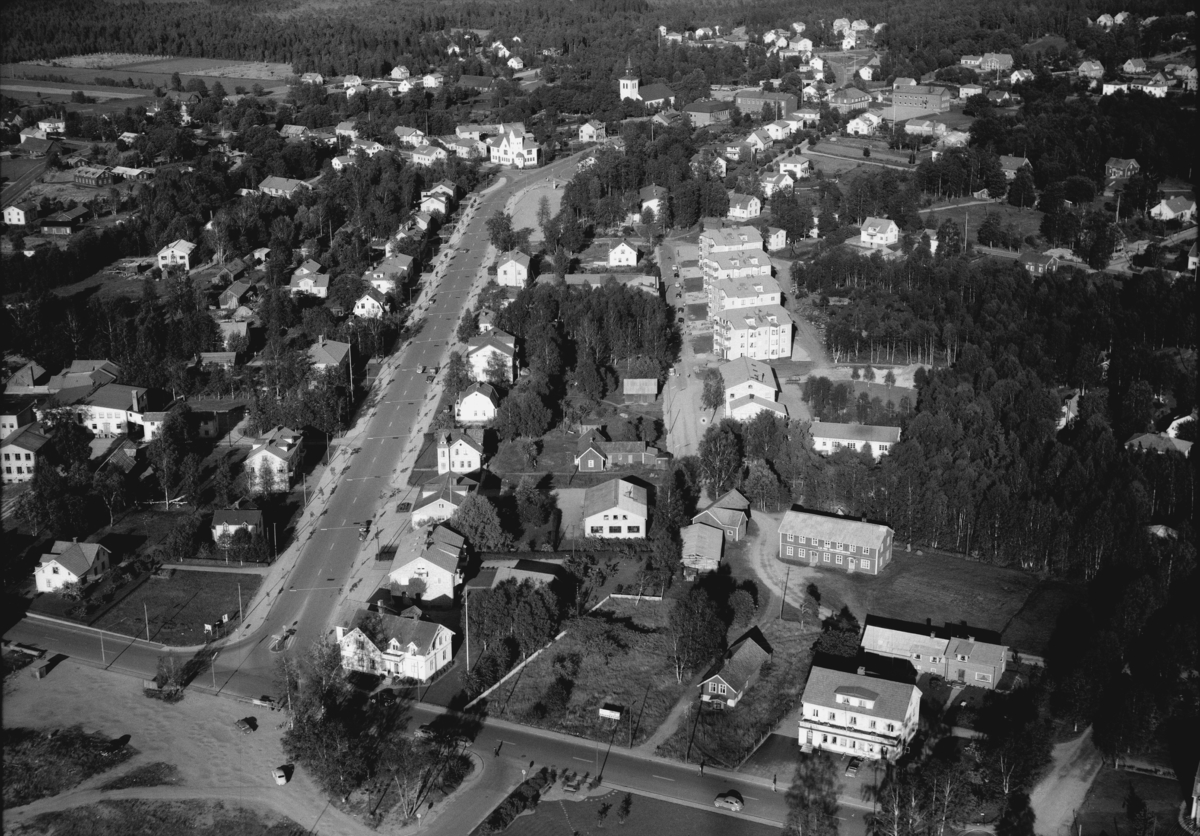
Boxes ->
[622,378,658,395]
[309,338,350,368]
[681,523,724,566]
[801,665,917,722]
[728,394,787,416]
[498,250,531,269]
[861,217,898,233]
[159,238,195,255]
[251,426,303,462]
[809,422,901,444]
[467,330,516,357]
[779,509,891,550]
[583,478,648,519]
[439,430,483,453]
[862,614,1005,667]
[1124,433,1192,456]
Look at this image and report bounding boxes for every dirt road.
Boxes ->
[1028,727,1103,836]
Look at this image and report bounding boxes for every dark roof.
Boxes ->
[639,83,675,102]
[862,613,1003,646]
[2,424,49,454]
[212,507,264,529]
[346,608,448,655]
[701,627,772,693]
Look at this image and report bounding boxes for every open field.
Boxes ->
[1076,765,1189,836]
[1001,580,1082,658]
[2,62,290,95]
[26,53,164,70]
[934,200,1045,247]
[792,551,1060,654]
[0,82,148,101]
[16,800,306,836]
[486,598,689,746]
[503,790,779,836]
[509,182,564,246]
[91,570,261,645]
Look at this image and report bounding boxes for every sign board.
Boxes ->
[598,703,623,721]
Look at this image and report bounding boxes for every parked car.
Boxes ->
[714,791,744,812]
[234,718,254,735]
[414,724,435,739]
[272,767,289,785]
[845,757,862,777]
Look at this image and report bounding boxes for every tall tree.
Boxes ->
[450,494,512,552]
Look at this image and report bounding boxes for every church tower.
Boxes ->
[619,56,640,101]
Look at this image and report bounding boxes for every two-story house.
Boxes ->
[608,239,640,268]
[1104,157,1140,179]
[246,426,303,494]
[809,422,901,459]
[860,615,1008,689]
[455,382,499,425]
[35,541,112,593]
[75,384,157,439]
[336,608,454,682]
[1018,251,1060,277]
[700,628,773,708]
[2,424,48,484]
[692,488,751,542]
[728,193,762,221]
[639,185,669,219]
[797,665,921,761]
[211,501,264,543]
[583,478,648,539]
[156,239,196,273]
[353,289,389,319]
[860,218,899,249]
[388,524,465,606]
[436,429,484,474]
[497,251,531,287]
[778,509,894,575]
[467,331,516,383]
[721,356,788,422]
[579,120,606,142]
[309,338,351,374]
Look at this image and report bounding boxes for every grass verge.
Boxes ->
[90,570,261,646]
[25,799,305,836]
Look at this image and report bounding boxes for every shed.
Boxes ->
[623,378,658,403]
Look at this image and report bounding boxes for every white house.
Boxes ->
[411,145,448,167]
[487,128,542,168]
[366,254,414,294]
[764,120,794,141]
[336,609,454,682]
[1149,196,1196,223]
[579,120,606,143]
[335,121,359,140]
[507,56,525,70]
[860,217,899,249]
[766,227,786,251]
[777,153,813,180]
[246,426,303,493]
[436,430,484,474]
[73,383,154,439]
[309,338,350,372]
[608,239,640,267]
[157,239,196,273]
[760,171,794,197]
[797,665,921,762]
[411,475,477,526]
[388,524,465,606]
[211,503,264,543]
[846,113,882,136]
[728,193,762,221]
[393,126,426,146]
[391,66,411,80]
[2,202,38,227]
[583,478,648,539]
[35,541,111,593]
[455,382,499,424]
[809,422,901,459]
[467,331,516,383]
[420,193,450,216]
[721,356,786,421]
[353,288,389,319]
[497,251,531,287]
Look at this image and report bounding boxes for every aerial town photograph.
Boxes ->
[0,0,1195,834]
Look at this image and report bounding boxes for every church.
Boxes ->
[618,58,676,109]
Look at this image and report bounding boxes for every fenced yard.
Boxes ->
[482,598,688,746]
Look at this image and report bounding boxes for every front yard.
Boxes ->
[485,598,688,746]
[654,618,819,767]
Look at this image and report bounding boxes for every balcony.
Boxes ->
[798,715,903,745]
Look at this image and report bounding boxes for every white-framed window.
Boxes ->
[849,544,857,553]
[957,654,968,662]
[836,555,844,564]
[712,682,728,695]
[975,672,992,683]
[786,546,794,556]
[823,553,830,562]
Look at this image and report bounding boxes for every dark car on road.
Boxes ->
[845,757,862,777]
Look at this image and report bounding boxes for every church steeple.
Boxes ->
[619,55,640,101]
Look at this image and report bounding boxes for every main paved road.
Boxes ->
[4,151,587,698]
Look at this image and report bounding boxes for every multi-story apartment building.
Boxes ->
[714,305,792,360]
[797,665,921,761]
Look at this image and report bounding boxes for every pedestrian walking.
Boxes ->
[773,774,777,792]
[699,761,704,776]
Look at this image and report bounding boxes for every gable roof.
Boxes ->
[347,608,448,656]
[802,665,917,721]
[721,357,777,392]
[2,424,50,454]
[498,250,531,270]
[212,506,264,529]
[583,478,648,519]
[681,523,724,562]
[1124,432,1192,456]
[457,381,499,405]
[6,361,48,389]
[309,338,350,367]
[622,378,658,395]
[861,217,897,234]
[779,509,892,550]
[40,541,108,577]
[467,330,516,357]
[702,627,772,692]
[439,429,484,453]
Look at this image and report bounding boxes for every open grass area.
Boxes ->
[655,619,819,768]
[24,800,305,836]
[1001,580,1082,658]
[91,570,260,645]
[1077,765,1188,836]
[503,790,779,836]
[935,201,1045,247]
[800,552,1056,653]
[3,725,135,808]
[487,598,688,746]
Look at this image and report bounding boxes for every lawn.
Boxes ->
[503,791,779,836]
[91,570,261,645]
[795,551,1056,654]
[655,619,819,768]
[23,800,305,836]
[933,200,1045,246]
[486,599,689,746]
[1000,580,1082,659]
[1076,765,1188,836]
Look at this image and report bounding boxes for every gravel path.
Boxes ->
[1028,727,1103,836]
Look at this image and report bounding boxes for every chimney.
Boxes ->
[131,389,141,413]
[856,666,865,676]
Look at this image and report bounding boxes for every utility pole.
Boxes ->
[238,583,243,625]
[779,565,790,618]
[145,602,150,641]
